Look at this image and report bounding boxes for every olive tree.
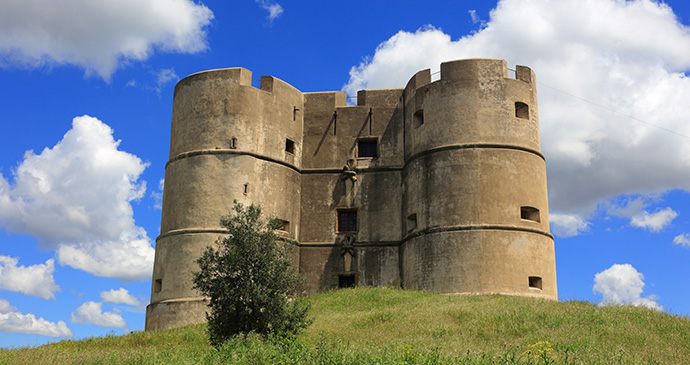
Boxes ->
[192,202,310,347]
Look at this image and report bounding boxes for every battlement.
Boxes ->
[439,58,534,84]
[356,88,403,108]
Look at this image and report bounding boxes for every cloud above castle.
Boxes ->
[342,0,690,238]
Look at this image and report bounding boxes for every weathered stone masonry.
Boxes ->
[145,58,558,331]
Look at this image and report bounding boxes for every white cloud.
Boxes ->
[593,264,662,311]
[71,301,127,328]
[151,178,164,210]
[673,233,690,247]
[630,207,678,232]
[255,0,284,23]
[549,213,590,238]
[0,256,59,300]
[0,115,154,281]
[154,68,179,94]
[342,0,690,229]
[0,0,214,80]
[100,288,144,308]
[604,195,656,218]
[0,299,72,338]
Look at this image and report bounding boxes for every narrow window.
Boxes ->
[357,139,377,158]
[414,109,424,127]
[280,220,290,232]
[285,139,295,154]
[337,209,357,232]
[515,102,529,119]
[243,183,249,195]
[154,279,162,293]
[230,137,237,149]
[520,206,540,222]
[407,213,418,232]
[339,274,357,288]
[529,276,543,290]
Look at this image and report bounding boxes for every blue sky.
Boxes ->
[1,0,690,348]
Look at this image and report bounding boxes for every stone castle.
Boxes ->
[145,58,558,331]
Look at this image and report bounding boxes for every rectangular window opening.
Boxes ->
[243,183,249,195]
[280,220,290,232]
[338,274,357,288]
[285,138,295,154]
[154,279,162,293]
[337,209,357,232]
[414,109,424,127]
[357,139,377,158]
[520,206,540,223]
[230,137,237,149]
[529,276,542,290]
[515,102,529,119]
[407,213,418,232]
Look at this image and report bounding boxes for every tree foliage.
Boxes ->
[192,202,310,347]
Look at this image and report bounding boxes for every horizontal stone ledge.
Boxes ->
[297,240,401,248]
[404,143,545,171]
[156,228,229,242]
[403,224,553,242]
[147,296,206,307]
[166,149,301,172]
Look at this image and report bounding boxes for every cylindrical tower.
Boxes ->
[401,59,557,299]
[146,68,304,330]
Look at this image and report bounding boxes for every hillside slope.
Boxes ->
[2,287,689,363]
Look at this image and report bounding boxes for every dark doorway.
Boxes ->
[338,274,356,288]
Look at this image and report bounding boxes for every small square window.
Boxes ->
[337,210,357,232]
[278,220,290,232]
[414,110,424,127]
[529,276,542,290]
[515,102,529,119]
[407,213,417,232]
[357,139,377,158]
[520,206,540,223]
[285,139,295,154]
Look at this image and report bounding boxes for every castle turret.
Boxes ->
[400,59,556,298]
[146,68,304,330]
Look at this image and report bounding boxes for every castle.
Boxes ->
[145,58,557,331]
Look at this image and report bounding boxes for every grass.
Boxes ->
[2,287,689,364]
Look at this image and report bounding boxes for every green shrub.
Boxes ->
[192,202,311,347]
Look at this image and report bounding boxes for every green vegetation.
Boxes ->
[193,202,310,346]
[3,287,690,364]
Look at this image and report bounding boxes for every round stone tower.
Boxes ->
[145,68,304,330]
[400,59,557,299]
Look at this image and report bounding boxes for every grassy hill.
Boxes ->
[2,287,689,364]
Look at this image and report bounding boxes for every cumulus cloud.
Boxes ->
[549,213,590,238]
[0,256,59,300]
[100,288,144,308]
[342,0,690,227]
[673,233,690,247]
[630,207,678,232]
[0,299,72,337]
[256,0,284,23]
[71,301,127,328]
[0,115,154,280]
[593,264,662,311]
[0,0,214,80]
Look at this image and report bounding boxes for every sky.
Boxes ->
[0,0,689,348]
